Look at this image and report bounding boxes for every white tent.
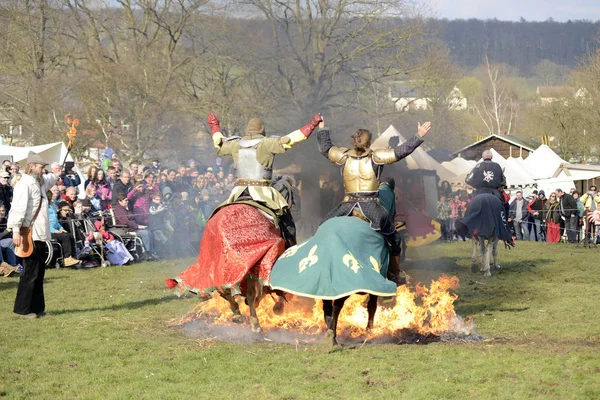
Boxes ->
[0,142,85,194]
[371,125,458,182]
[0,142,73,165]
[534,176,576,196]
[443,157,476,175]
[523,144,567,179]
[503,156,535,187]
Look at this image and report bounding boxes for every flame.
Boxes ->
[171,274,471,339]
[64,114,79,150]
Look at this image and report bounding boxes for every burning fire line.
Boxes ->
[170,274,472,339]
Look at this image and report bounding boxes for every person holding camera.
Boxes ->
[51,162,81,189]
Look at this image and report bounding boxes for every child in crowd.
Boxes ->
[87,220,133,266]
[148,193,172,257]
[437,195,451,240]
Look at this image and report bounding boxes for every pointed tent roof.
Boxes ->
[504,156,535,187]
[523,144,567,179]
[371,125,457,182]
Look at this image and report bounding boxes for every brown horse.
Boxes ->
[167,203,287,332]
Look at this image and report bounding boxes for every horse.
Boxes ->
[456,193,513,277]
[471,232,500,276]
[269,216,398,346]
[166,177,296,333]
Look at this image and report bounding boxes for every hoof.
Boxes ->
[232,313,243,324]
[471,263,479,273]
[493,264,501,270]
[320,329,338,350]
[483,270,491,277]
[272,301,284,316]
[250,316,262,333]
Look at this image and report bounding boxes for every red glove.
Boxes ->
[207,112,221,135]
[299,113,323,138]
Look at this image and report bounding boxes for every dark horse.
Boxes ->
[269,215,398,346]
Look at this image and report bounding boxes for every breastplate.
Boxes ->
[343,153,378,193]
[236,138,273,180]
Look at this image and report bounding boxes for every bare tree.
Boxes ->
[64,0,208,159]
[235,0,433,118]
[474,56,519,136]
[0,0,74,144]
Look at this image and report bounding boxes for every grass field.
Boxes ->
[1,242,599,399]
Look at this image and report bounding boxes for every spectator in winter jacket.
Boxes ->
[508,191,530,240]
[113,194,152,254]
[148,193,170,257]
[92,169,112,206]
[48,203,79,267]
[579,186,600,245]
[526,190,545,241]
[112,171,132,206]
[61,187,78,205]
[556,188,578,243]
[0,170,12,212]
[127,171,159,226]
[84,166,98,189]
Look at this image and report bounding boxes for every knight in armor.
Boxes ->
[206,112,323,247]
[317,118,431,285]
[465,150,506,203]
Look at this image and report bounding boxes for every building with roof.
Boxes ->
[451,134,541,160]
[388,85,467,112]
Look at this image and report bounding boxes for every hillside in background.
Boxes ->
[432,19,600,71]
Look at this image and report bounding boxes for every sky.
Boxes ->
[432,0,600,22]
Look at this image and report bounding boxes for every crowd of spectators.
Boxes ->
[0,151,234,272]
[436,180,598,244]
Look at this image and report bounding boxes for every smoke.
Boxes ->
[177,313,483,346]
[181,318,320,345]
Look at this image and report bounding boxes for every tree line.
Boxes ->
[0,1,598,165]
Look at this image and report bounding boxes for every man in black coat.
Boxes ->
[112,171,132,206]
[0,170,12,212]
[466,150,506,203]
[556,188,578,243]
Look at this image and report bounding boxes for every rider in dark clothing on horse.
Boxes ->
[466,150,507,204]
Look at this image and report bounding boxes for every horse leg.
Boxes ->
[471,236,479,273]
[483,238,492,276]
[492,235,500,270]
[246,278,262,333]
[478,236,486,273]
[366,295,378,330]
[330,296,348,345]
[322,296,348,347]
[221,291,242,323]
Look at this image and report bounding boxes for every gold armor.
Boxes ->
[328,147,399,193]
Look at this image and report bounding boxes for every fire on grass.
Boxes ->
[171,274,475,343]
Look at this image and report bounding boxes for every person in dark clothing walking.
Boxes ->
[556,188,578,243]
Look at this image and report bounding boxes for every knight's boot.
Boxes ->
[386,254,406,286]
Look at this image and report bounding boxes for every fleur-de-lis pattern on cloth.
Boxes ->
[280,241,308,259]
[369,256,381,273]
[342,251,362,274]
[483,170,494,182]
[298,245,319,273]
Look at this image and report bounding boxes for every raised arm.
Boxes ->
[279,114,323,151]
[317,119,348,164]
[207,112,238,156]
[373,122,430,165]
[258,114,324,158]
